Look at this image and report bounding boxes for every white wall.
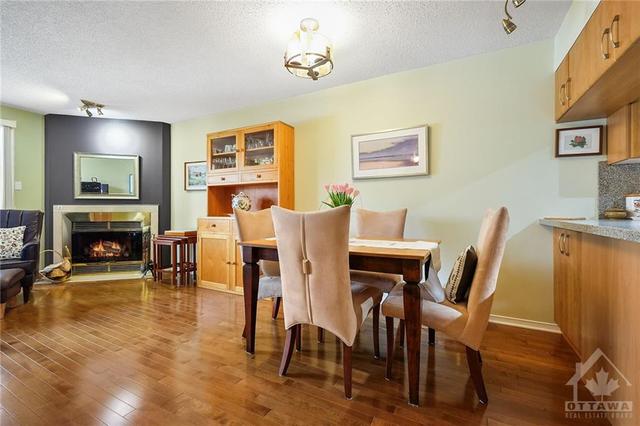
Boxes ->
[171,40,602,323]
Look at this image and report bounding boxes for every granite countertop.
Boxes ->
[539,218,640,243]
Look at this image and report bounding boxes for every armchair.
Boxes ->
[0,209,44,303]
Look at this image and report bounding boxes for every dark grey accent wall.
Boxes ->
[44,114,171,252]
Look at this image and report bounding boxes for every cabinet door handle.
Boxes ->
[559,233,565,255]
[559,84,566,106]
[601,28,611,59]
[565,78,571,102]
[564,234,570,256]
[610,15,620,48]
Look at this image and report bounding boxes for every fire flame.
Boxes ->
[89,240,123,258]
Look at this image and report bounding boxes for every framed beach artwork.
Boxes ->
[555,126,603,157]
[184,161,207,191]
[352,125,428,179]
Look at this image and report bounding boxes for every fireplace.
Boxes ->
[72,221,144,263]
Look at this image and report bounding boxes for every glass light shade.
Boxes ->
[284,18,333,80]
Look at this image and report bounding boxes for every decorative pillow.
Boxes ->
[0,226,26,260]
[445,245,478,304]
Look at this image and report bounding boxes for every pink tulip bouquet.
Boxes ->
[323,183,359,208]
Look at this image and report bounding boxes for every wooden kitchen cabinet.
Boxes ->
[556,0,640,122]
[551,227,640,425]
[608,100,640,164]
[602,0,640,60]
[554,56,570,120]
[553,229,582,356]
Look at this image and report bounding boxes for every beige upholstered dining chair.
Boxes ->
[381,207,509,404]
[235,208,282,321]
[349,208,408,293]
[271,205,383,399]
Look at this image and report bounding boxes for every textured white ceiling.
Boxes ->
[1,0,570,123]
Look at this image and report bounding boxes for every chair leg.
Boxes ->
[317,327,324,343]
[0,303,5,319]
[478,351,482,365]
[372,303,380,359]
[272,297,281,320]
[295,324,302,351]
[428,327,435,346]
[398,319,405,348]
[342,343,352,400]
[279,326,298,376]
[22,285,31,303]
[385,316,395,380]
[465,346,488,404]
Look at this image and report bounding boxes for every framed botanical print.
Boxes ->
[555,126,603,157]
[184,161,207,191]
[352,125,428,179]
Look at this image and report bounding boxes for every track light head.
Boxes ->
[502,17,517,34]
[512,0,526,7]
[86,109,93,117]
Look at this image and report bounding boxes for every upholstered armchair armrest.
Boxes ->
[20,240,40,262]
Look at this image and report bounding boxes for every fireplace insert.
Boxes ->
[71,221,143,264]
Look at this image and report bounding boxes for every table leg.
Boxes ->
[403,257,430,406]
[403,280,421,406]
[242,247,260,354]
[171,245,177,285]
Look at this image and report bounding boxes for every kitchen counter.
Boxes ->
[539,218,640,243]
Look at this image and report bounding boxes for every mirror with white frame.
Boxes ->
[74,153,140,199]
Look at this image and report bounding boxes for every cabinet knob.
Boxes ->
[221,176,226,181]
[211,223,216,227]
[257,174,262,178]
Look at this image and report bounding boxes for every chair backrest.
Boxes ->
[0,209,43,244]
[458,207,509,350]
[354,208,407,239]
[234,208,279,277]
[271,206,358,345]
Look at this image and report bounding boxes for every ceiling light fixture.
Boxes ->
[502,0,525,35]
[284,18,333,80]
[78,99,105,117]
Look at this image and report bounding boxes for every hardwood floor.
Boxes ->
[0,279,604,425]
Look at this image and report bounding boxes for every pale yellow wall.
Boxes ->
[0,105,45,211]
[172,39,601,323]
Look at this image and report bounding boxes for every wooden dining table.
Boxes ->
[239,238,434,406]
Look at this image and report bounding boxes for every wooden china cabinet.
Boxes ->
[197,121,294,294]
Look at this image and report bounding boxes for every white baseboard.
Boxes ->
[489,314,561,334]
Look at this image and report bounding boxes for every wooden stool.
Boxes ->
[163,230,197,282]
[152,237,183,285]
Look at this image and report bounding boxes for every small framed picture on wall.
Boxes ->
[555,125,603,157]
[184,161,207,191]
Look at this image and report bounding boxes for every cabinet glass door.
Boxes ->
[243,129,275,168]
[210,135,238,172]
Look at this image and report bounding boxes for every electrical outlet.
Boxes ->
[14,181,22,191]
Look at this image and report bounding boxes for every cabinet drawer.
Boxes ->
[198,217,231,233]
[241,170,277,183]
[207,173,239,185]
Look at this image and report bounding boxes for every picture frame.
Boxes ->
[184,161,207,191]
[352,125,428,179]
[555,125,603,158]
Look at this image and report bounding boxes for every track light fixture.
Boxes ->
[78,99,105,117]
[502,0,525,35]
